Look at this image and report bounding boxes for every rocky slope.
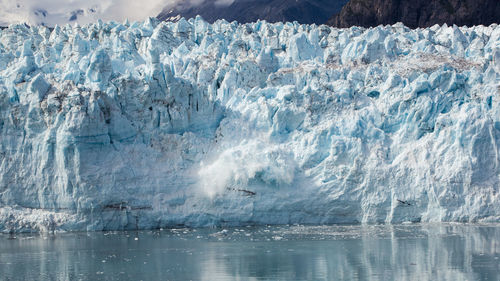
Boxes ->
[328,0,500,28]
[158,0,348,24]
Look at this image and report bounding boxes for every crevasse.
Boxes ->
[0,17,499,232]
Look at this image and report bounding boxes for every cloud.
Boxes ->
[214,0,235,7]
[0,0,181,26]
[188,0,206,6]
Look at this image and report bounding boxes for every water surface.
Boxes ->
[1,224,499,280]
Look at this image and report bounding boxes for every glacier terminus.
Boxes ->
[0,17,499,232]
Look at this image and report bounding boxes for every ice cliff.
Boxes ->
[0,18,499,232]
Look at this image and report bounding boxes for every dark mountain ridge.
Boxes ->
[327,0,500,28]
[158,0,349,24]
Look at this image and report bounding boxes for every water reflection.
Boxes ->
[1,224,499,280]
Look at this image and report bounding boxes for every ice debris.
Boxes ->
[0,18,499,232]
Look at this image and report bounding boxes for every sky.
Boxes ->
[0,0,187,26]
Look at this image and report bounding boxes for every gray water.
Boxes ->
[1,224,499,281]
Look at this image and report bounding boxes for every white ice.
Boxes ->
[0,17,499,232]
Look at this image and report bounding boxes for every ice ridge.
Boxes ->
[0,18,499,232]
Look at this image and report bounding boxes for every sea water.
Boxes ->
[1,224,499,280]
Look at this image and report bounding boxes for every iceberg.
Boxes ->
[0,18,499,232]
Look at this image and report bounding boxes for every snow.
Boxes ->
[0,0,168,27]
[0,18,499,232]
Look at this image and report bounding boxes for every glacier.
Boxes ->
[0,18,499,232]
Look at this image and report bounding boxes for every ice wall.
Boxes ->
[0,18,499,232]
